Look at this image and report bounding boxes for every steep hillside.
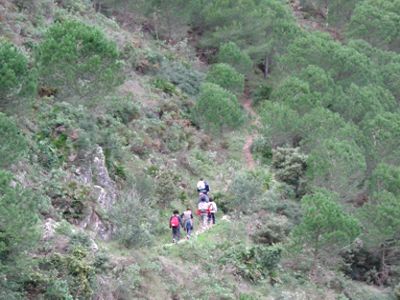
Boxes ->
[1,1,399,299]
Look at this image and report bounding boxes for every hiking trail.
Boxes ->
[241,88,260,170]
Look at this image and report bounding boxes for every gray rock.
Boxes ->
[42,218,57,241]
[73,145,117,240]
[91,146,117,211]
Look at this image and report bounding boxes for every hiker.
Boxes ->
[208,197,217,225]
[181,207,194,239]
[197,178,210,194]
[198,191,209,203]
[169,209,182,243]
[197,197,209,230]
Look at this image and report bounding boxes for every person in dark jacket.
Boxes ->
[169,209,182,243]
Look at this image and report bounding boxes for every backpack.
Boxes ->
[170,215,180,227]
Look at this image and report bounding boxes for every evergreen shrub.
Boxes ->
[110,187,155,247]
[0,40,35,106]
[191,83,244,133]
[217,41,252,75]
[35,20,123,101]
[158,60,204,95]
[0,113,27,169]
[205,63,244,95]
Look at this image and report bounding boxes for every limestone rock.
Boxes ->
[42,218,57,241]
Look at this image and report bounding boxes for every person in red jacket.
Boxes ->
[169,210,182,243]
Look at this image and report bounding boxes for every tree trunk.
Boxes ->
[263,55,270,79]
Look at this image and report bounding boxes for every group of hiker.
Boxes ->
[169,178,218,243]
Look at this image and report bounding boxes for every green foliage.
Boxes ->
[227,169,270,213]
[220,243,282,282]
[217,41,253,75]
[362,112,400,170]
[251,214,291,245]
[155,169,180,208]
[191,83,244,133]
[306,138,366,201]
[380,62,400,102]
[56,181,93,223]
[0,113,27,169]
[259,101,300,147]
[45,279,73,300]
[252,83,272,106]
[110,187,155,247]
[272,147,307,197]
[42,247,96,300]
[0,40,35,108]
[357,191,400,251]
[0,171,40,260]
[333,84,397,124]
[158,60,204,95]
[299,107,361,152]
[35,102,96,167]
[293,191,360,269]
[205,63,245,95]
[107,95,140,125]
[271,76,313,115]
[251,136,273,164]
[280,32,375,87]
[347,0,400,52]
[113,263,142,299]
[35,20,122,101]
[0,171,41,297]
[198,0,298,74]
[152,77,177,95]
[369,163,400,195]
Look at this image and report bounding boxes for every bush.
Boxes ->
[251,214,291,245]
[0,40,35,106]
[158,60,204,95]
[251,136,273,164]
[35,20,123,102]
[227,170,269,214]
[292,190,361,270]
[272,147,307,198]
[252,84,272,106]
[110,187,154,248]
[43,247,96,300]
[155,169,181,208]
[191,83,244,133]
[220,243,282,282]
[0,171,41,297]
[152,77,177,95]
[259,101,301,148]
[35,102,97,167]
[217,41,253,75]
[107,95,140,124]
[205,63,245,95]
[0,113,27,169]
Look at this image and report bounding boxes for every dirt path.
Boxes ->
[241,89,259,170]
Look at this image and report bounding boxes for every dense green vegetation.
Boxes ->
[1,0,400,298]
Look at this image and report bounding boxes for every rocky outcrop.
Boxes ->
[42,218,57,241]
[73,145,117,240]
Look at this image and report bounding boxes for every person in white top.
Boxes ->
[197,178,210,194]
